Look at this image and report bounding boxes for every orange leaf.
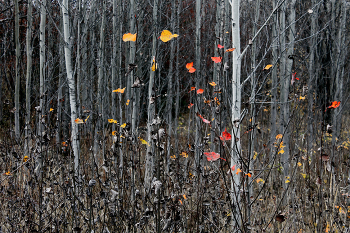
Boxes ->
[188,103,194,109]
[159,30,178,42]
[211,57,222,63]
[179,199,183,205]
[276,134,283,139]
[236,168,242,175]
[197,89,204,94]
[190,87,196,91]
[122,33,137,42]
[225,48,235,52]
[327,101,341,110]
[186,62,194,69]
[209,82,217,86]
[217,44,224,49]
[188,67,196,73]
[112,87,126,93]
[75,118,84,124]
[264,64,273,70]
[246,173,252,177]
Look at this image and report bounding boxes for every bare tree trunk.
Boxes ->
[145,0,159,190]
[61,0,80,178]
[129,0,137,133]
[25,0,33,156]
[14,0,20,140]
[231,0,241,228]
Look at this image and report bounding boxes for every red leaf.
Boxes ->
[197,89,204,94]
[220,128,232,141]
[231,164,236,171]
[188,103,194,109]
[211,57,222,63]
[190,87,196,91]
[204,152,220,162]
[196,112,211,124]
[217,44,224,49]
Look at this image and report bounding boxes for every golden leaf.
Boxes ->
[49,108,54,112]
[180,152,188,158]
[301,173,307,178]
[23,156,29,162]
[209,82,217,86]
[276,134,283,139]
[126,99,130,105]
[159,30,179,42]
[122,33,137,42]
[264,64,273,70]
[300,96,306,100]
[120,123,126,128]
[112,87,126,93]
[75,118,84,124]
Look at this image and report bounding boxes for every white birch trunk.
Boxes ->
[231,0,241,228]
[61,0,80,176]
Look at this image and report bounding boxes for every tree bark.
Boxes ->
[14,0,20,140]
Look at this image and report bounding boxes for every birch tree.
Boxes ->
[61,0,80,177]
[14,0,20,140]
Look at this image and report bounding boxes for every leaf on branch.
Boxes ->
[236,168,242,175]
[197,89,204,94]
[120,123,126,128]
[326,101,341,111]
[263,64,273,70]
[140,138,149,146]
[196,112,210,124]
[186,62,196,73]
[188,103,194,109]
[225,48,235,52]
[122,33,137,42]
[75,118,84,124]
[217,44,224,49]
[211,57,222,63]
[112,87,126,93]
[209,82,217,86]
[159,30,178,42]
[204,152,221,162]
[220,129,232,141]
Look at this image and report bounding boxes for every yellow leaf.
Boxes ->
[126,99,130,106]
[325,222,330,232]
[300,96,306,100]
[264,64,273,70]
[4,171,11,176]
[49,108,54,112]
[183,194,187,199]
[264,108,269,112]
[85,115,90,122]
[159,30,179,42]
[285,179,290,183]
[180,152,188,158]
[170,155,176,160]
[297,162,302,167]
[75,118,84,124]
[209,81,217,86]
[120,123,126,128]
[276,134,283,139]
[253,151,257,160]
[278,149,284,154]
[122,33,137,42]
[112,87,126,93]
[256,178,265,184]
[23,156,29,162]
[108,119,115,123]
[120,135,125,138]
[301,173,307,178]
[112,131,117,136]
[236,168,242,175]
[151,57,158,71]
[140,138,149,145]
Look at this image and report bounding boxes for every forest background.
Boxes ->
[0,0,350,232]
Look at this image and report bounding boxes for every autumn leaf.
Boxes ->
[236,168,242,175]
[204,152,221,162]
[170,155,176,160]
[276,134,283,139]
[183,194,187,199]
[297,162,302,167]
[49,108,54,112]
[211,57,222,63]
[217,44,224,49]
[4,171,11,176]
[140,138,149,146]
[188,103,194,109]
[209,82,217,86]
[225,48,235,52]
[278,149,284,154]
[159,30,178,42]
[256,178,265,183]
[301,173,307,179]
[112,87,126,93]
[122,33,137,42]
[246,173,252,177]
[190,87,196,92]
[186,62,194,69]
[231,164,236,172]
[23,156,29,162]
[326,101,341,110]
[108,119,115,123]
[220,129,232,141]
[180,152,188,158]
[112,131,117,136]
[197,89,204,94]
[120,123,126,128]
[186,62,196,73]
[300,96,306,100]
[85,115,90,122]
[126,99,130,105]
[62,141,67,147]
[179,199,183,205]
[75,118,84,124]
[263,64,273,70]
[196,112,210,124]
[151,57,158,71]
